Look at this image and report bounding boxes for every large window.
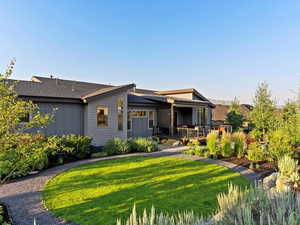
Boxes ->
[148,111,154,129]
[96,106,108,127]
[117,98,124,131]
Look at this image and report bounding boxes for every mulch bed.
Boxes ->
[220,156,277,178]
[0,203,13,225]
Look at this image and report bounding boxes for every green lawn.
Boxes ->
[43,156,249,225]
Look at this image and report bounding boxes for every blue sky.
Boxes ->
[0,0,299,104]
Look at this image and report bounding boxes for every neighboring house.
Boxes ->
[211,103,253,127]
[11,76,215,146]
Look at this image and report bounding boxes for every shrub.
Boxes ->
[104,138,130,155]
[128,138,158,153]
[220,132,233,157]
[231,132,246,158]
[0,133,48,183]
[247,142,265,168]
[46,134,92,164]
[207,130,219,157]
[267,129,293,161]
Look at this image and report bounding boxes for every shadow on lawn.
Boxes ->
[43,157,249,225]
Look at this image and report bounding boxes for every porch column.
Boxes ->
[170,103,174,136]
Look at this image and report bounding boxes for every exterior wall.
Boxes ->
[34,103,84,136]
[165,93,193,100]
[127,106,157,138]
[84,92,128,146]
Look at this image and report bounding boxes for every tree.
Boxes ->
[0,60,53,184]
[250,82,277,139]
[226,97,245,132]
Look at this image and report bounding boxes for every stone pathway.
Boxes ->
[0,146,259,225]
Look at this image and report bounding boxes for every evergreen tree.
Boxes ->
[250,82,277,139]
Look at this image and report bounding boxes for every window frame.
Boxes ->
[96,106,109,127]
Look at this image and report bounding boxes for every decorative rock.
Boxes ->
[263,172,278,189]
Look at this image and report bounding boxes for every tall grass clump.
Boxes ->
[215,184,300,225]
[278,155,298,179]
[231,132,246,158]
[207,131,219,158]
[116,205,207,225]
[220,132,232,157]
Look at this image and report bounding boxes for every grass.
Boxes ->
[43,156,249,225]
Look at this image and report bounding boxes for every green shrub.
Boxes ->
[247,142,265,168]
[104,138,130,155]
[220,132,233,157]
[128,138,158,153]
[46,134,92,164]
[267,129,293,161]
[232,132,246,158]
[0,133,48,183]
[207,130,219,157]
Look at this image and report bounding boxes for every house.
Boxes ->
[12,76,215,146]
[211,102,253,128]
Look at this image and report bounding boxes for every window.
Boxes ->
[131,111,146,117]
[96,106,108,127]
[117,98,124,131]
[148,111,154,129]
[127,112,132,130]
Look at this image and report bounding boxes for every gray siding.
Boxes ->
[33,103,83,136]
[84,92,128,146]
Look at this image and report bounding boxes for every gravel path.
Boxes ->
[0,146,259,225]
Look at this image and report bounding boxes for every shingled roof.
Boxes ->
[9,76,213,107]
[10,76,149,100]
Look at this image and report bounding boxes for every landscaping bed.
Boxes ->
[220,156,276,175]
